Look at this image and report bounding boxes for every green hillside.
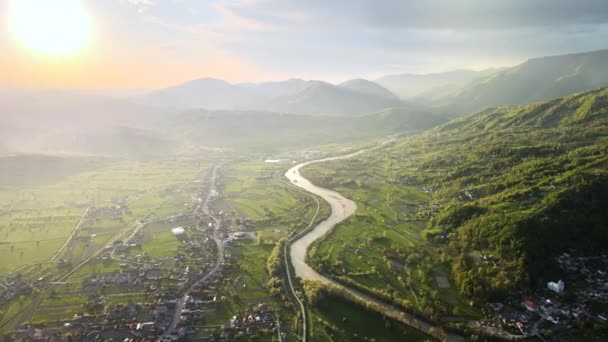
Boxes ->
[303,87,608,305]
[433,49,608,116]
[159,108,444,151]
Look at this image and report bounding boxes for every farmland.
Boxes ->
[208,158,332,328]
[0,153,218,332]
[310,294,433,341]
[301,155,481,322]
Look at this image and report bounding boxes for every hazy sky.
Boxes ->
[2,0,608,89]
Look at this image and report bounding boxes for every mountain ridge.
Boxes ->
[431,48,608,116]
[141,77,406,116]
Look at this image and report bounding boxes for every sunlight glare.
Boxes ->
[9,0,93,57]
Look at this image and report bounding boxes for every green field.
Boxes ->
[0,153,221,332]
[310,294,434,341]
[209,158,331,331]
[0,207,84,273]
[301,152,480,321]
[0,156,211,275]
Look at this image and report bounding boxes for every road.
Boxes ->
[1,166,221,332]
[282,185,320,342]
[1,216,147,331]
[285,150,465,342]
[170,163,224,330]
[50,207,90,262]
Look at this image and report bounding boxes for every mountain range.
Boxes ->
[375,69,500,99]
[140,48,608,119]
[430,48,608,115]
[3,48,608,157]
[141,77,406,116]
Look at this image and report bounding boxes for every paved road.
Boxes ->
[170,163,224,329]
[285,151,465,342]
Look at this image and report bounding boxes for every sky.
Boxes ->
[1,0,608,89]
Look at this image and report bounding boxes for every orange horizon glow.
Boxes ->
[0,0,280,89]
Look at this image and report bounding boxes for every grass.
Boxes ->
[302,160,427,288]
[0,157,207,276]
[106,293,150,305]
[0,297,34,330]
[229,241,274,300]
[311,294,434,341]
[301,154,480,319]
[138,222,184,258]
[0,208,84,273]
[204,158,333,331]
[219,160,305,222]
[0,155,220,332]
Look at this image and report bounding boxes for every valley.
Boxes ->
[1,46,608,341]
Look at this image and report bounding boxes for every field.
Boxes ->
[209,158,331,330]
[0,207,84,274]
[310,294,434,341]
[0,155,208,275]
[0,146,462,338]
[213,156,452,339]
[301,155,480,321]
[0,153,219,332]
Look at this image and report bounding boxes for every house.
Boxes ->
[171,227,185,236]
[548,280,565,294]
[154,305,169,317]
[522,299,538,312]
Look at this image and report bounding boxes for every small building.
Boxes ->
[548,280,565,294]
[171,227,185,236]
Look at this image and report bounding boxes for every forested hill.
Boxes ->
[431,49,608,116]
[386,87,608,299]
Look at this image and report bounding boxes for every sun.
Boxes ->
[8,0,93,57]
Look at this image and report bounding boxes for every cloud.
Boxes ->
[227,0,608,30]
[210,3,274,31]
[124,0,159,13]
[117,0,608,82]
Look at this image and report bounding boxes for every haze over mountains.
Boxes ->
[2,48,608,157]
[375,69,500,99]
[142,77,405,116]
[430,49,608,115]
[141,49,608,116]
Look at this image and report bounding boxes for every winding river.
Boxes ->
[285,150,464,342]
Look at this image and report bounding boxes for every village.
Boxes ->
[3,219,280,342]
[473,251,608,339]
[0,160,289,341]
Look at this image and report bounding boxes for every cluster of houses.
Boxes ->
[481,251,608,338]
[87,204,131,221]
[557,252,608,302]
[0,274,32,303]
[2,169,288,341]
[222,303,279,339]
[221,231,256,246]
[6,278,225,341]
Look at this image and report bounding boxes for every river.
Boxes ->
[285,150,465,342]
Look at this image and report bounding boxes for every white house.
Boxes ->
[171,227,185,236]
[547,280,565,294]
